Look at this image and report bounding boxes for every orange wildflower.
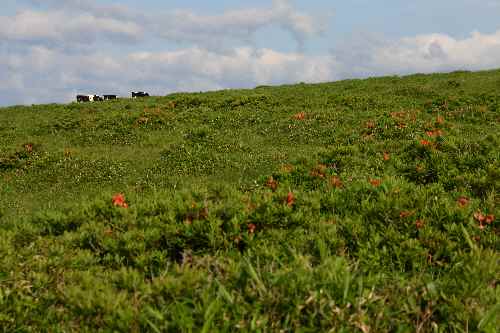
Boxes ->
[365,120,376,129]
[234,235,243,245]
[286,192,295,207]
[473,211,494,230]
[369,179,382,187]
[415,220,425,229]
[485,214,495,225]
[292,112,305,120]
[473,211,485,223]
[390,111,405,119]
[383,152,391,161]
[329,176,343,188]
[426,130,443,137]
[399,211,414,218]
[265,176,278,192]
[24,143,33,153]
[247,223,256,234]
[281,164,294,173]
[310,164,327,178]
[420,139,432,146]
[112,193,128,208]
[456,196,470,208]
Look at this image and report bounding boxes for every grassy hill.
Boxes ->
[0,70,499,331]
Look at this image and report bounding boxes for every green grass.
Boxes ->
[0,69,499,332]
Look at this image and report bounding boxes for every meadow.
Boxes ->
[0,69,499,332]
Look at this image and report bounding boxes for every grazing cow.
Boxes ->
[103,95,117,100]
[76,95,90,102]
[131,91,149,98]
[77,94,104,102]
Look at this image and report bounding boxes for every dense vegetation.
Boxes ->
[0,69,499,332]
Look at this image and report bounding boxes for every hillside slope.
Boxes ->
[0,70,499,331]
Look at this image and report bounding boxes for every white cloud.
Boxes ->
[333,30,500,77]
[126,47,338,88]
[0,10,143,46]
[7,0,325,51]
[155,0,325,50]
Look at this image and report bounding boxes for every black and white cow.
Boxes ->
[103,95,117,100]
[76,94,103,102]
[131,91,149,98]
[76,95,90,102]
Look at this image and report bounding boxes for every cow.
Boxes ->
[76,94,104,102]
[76,95,90,102]
[131,91,149,98]
[103,95,117,100]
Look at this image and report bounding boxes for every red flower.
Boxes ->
[457,196,470,208]
[112,193,128,208]
[365,120,376,129]
[473,211,485,223]
[485,214,495,224]
[426,130,443,137]
[330,176,343,188]
[247,223,256,234]
[265,176,278,191]
[281,164,294,173]
[415,220,425,229]
[292,112,305,120]
[266,176,278,192]
[369,179,382,187]
[473,211,494,230]
[420,139,432,146]
[383,152,391,161]
[390,111,405,119]
[286,192,295,207]
[310,164,327,178]
[399,211,414,218]
[24,143,33,153]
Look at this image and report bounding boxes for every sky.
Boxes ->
[1,0,500,106]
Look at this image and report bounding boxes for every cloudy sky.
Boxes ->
[1,0,500,106]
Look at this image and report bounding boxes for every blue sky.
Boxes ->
[1,0,500,106]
